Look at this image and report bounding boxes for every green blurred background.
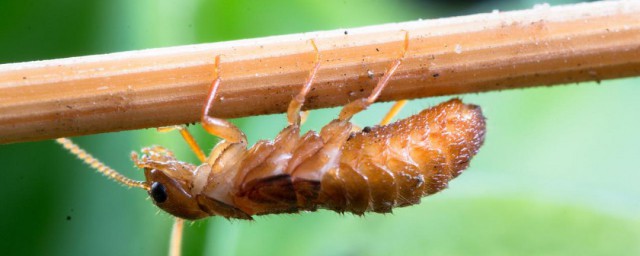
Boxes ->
[1,0,639,255]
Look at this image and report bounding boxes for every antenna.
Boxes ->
[56,138,149,190]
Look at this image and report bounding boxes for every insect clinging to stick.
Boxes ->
[57,31,486,253]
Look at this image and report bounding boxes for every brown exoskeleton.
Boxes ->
[57,31,486,255]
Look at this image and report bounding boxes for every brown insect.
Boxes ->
[57,32,485,254]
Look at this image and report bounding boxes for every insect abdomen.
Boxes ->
[318,99,486,214]
[227,99,485,217]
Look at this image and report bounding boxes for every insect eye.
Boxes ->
[150,182,167,203]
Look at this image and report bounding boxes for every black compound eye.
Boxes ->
[150,182,167,203]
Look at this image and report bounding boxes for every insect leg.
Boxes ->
[287,40,320,126]
[201,55,248,144]
[379,99,408,125]
[338,32,409,121]
[299,110,310,125]
[169,218,184,256]
[157,125,207,163]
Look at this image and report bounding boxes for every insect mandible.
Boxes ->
[57,31,486,255]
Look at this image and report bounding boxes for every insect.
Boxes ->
[57,32,485,254]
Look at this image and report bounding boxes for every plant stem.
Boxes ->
[1,1,639,144]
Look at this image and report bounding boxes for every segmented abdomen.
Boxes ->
[315,99,485,214]
[228,99,485,217]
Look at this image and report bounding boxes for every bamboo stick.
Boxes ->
[1,1,639,144]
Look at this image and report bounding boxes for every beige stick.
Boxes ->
[1,1,639,144]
